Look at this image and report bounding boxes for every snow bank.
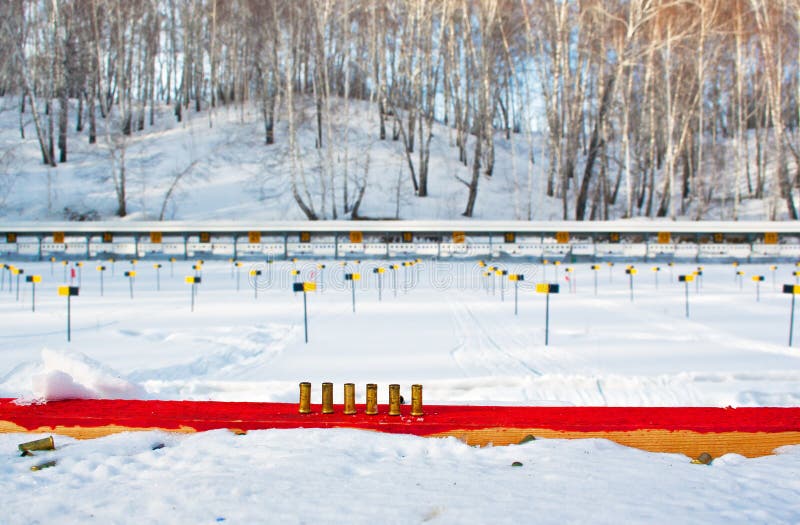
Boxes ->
[27,349,147,402]
[1,429,799,524]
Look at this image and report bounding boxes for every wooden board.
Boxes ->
[1,399,799,458]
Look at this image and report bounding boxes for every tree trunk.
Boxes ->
[378,98,386,140]
[576,75,614,220]
[58,87,68,163]
[463,121,482,217]
[47,99,56,165]
[76,93,83,132]
[117,149,127,217]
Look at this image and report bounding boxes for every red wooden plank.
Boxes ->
[3,398,800,434]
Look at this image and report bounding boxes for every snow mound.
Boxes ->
[26,349,147,402]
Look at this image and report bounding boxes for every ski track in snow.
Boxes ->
[447,294,543,378]
[129,323,293,382]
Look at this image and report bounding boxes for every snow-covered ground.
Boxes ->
[1,259,800,522]
[0,96,788,224]
[3,429,800,524]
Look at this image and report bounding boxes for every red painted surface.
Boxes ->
[2,398,800,435]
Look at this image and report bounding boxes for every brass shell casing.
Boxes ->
[298,382,311,414]
[411,384,424,416]
[365,383,378,415]
[322,382,334,414]
[18,436,55,453]
[343,383,356,415]
[30,460,57,471]
[388,384,401,416]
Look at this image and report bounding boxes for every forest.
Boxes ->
[0,0,799,221]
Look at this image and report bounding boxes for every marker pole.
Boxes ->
[129,277,134,299]
[191,282,195,312]
[156,267,161,291]
[685,281,690,318]
[303,290,309,343]
[351,280,356,313]
[378,272,382,302]
[594,271,598,296]
[66,294,72,343]
[15,273,20,301]
[545,292,550,346]
[514,279,519,316]
[756,281,760,302]
[100,271,104,296]
[629,273,634,302]
[31,282,36,313]
[790,293,796,347]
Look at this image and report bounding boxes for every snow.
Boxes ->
[3,430,800,524]
[1,259,800,522]
[1,96,791,224]
[1,98,544,222]
[27,349,147,402]
[2,260,799,406]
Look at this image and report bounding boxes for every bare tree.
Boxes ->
[750,0,797,219]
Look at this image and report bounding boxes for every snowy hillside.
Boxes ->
[0,96,546,222]
[0,96,787,224]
